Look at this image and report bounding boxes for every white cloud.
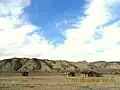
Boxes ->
[48,0,120,62]
[0,0,120,62]
[0,0,30,16]
[0,0,44,56]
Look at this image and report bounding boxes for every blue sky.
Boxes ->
[0,0,120,62]
[24,0,86,45]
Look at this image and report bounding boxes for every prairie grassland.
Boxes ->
[0,74,120,90]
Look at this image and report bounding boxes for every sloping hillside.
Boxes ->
[89,61,120,69]
[0,58,88,72]
[89,61,120,74]
[0,58,120,74]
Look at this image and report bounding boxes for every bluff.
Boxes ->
[0,58,120,74]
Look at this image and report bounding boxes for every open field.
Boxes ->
[0,73,120,90]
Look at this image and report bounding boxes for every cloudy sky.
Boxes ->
[0,0,120,62]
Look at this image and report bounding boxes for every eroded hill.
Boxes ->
[0,58,120,74]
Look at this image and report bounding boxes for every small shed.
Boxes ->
[88,71,102,77]
[21,72,28,76]
[62,72,76,77]
[68,72,76,76]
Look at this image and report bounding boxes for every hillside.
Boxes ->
[0,58,120,74]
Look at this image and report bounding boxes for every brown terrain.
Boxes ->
[0,57,120,90]
[0,57,120,73]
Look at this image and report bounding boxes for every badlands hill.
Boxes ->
[0,57,120,74]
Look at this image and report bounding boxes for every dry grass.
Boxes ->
[0,73,120,90]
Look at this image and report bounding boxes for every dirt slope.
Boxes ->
[0,58,120,73]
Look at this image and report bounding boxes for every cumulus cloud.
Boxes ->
[0,0,120,62]
[46,0,120,62]
[0,0,52,58]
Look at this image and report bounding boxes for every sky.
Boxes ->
[0,0,120,62]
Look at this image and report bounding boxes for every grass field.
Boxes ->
[0,73,120,90]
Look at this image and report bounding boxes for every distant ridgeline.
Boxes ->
[0,57,120,74]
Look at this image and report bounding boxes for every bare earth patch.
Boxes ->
[0,75,120,90]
